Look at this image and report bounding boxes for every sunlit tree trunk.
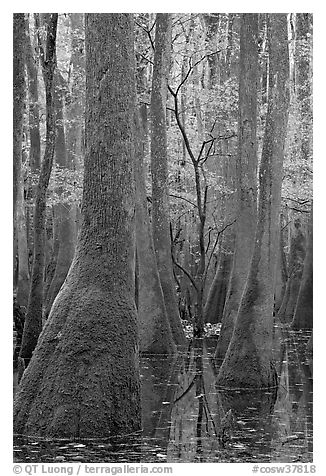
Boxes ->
[151,13,186,346]
[215,13,258,359]
[14,13,141,438]
[19,14,58,369]
[216,14,289,388]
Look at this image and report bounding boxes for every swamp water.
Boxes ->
[13,326,312,463]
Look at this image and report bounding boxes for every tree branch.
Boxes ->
[204,220,236,285]
[170,193,197,208]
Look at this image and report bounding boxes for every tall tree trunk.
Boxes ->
[215,14,258,360]
[25,14,41,269]
[202,14,220,87]
[295,13,312,163]
[19,14,58,368]
[13,13,26,287]
[224,14,235,78]
[151,13,186,346]
[292,207,313,329]
[136,106,176,354]
[25,14,41,171]
[16,152,30,308]
[14,13,141,438]
[44,72,75,319]
[216,14,289,389]
[67,13,85,241]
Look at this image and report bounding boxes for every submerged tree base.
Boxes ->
[14,262,141,438]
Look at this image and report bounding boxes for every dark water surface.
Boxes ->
[13,326,313,463]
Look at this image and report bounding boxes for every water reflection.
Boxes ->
[14,329,312,463]
[270,327,313,462]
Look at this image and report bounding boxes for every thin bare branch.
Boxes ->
[203,220,236,285]
[170,193,197,208]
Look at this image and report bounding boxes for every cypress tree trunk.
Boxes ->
[25,14,41,171]
[14,13,141,438]
[44,72,74,319]
[151,13,186,346]
[136,106,176,354]
[295,14,312,162]
[216,14,289,389]
[25,14,41,269]
[16,158,30,308]
[13,13,26,287]
[14,14,29,307]
[292,207,313,329]
[67,13,85,242]
[202,14,220,87]
[19,14,58,368]
[214,14,258,359]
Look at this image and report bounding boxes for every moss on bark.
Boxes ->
[14,14,141,437]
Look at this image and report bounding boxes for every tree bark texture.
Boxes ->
[14,13,141,438]
[135,106,176,354]
[19,14,58,366]
[151,13,186,346]
[292,207,313,329]
[13,13,26,286]
[216,14,289,388]
[215,14,258,360]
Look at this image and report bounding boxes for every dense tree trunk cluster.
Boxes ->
[216,13,290,388]
[13,13,313,437]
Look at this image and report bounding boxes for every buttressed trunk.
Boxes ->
[135,107,176,354]
[216,13,289,389]
[14,13,141,438]
[19,14,58,367]
[215,13,258,360]
[151,13,186,346]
